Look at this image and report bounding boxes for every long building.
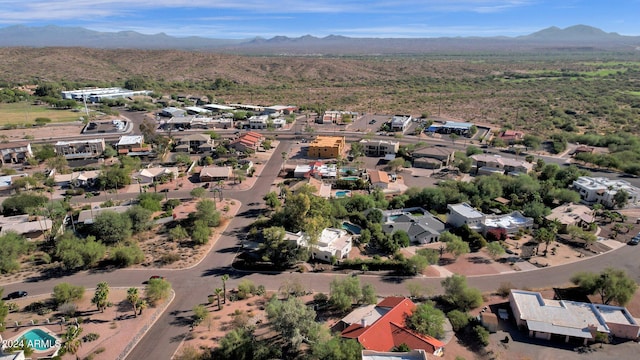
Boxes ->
[572,176,640,208]
[54,139,106,159]
[61,87,151,102]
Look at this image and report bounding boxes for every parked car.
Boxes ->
[149,275,165,281]
[629,234,640,245]
[369,119,377,124]
[5,291,27,300]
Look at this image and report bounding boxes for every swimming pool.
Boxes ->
[340,176,360,181]
[336,190,351,197]
[12,328,61,352]
[342,222,362,235]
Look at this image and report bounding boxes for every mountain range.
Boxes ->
[1,24,639,54]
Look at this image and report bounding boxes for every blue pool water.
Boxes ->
[340,176,360,181]
[336,190,351,197]
[342,222,362,235]
[388,215,400,221]
[19,328,59,351]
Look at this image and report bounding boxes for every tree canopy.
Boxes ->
[571,267,638,306]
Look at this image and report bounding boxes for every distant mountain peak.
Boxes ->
[522,25,619,40]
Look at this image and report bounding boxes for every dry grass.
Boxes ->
[0,102,81,125]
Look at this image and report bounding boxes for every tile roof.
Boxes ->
[341,297,444,354]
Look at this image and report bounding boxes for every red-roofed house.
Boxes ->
[339,297,444,356]
[499,130,524,144]
[230,132,264,152]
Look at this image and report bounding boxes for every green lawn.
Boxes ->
[0,102,82,126]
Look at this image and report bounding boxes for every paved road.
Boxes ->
[4,135,640,359]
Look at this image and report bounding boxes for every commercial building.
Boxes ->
[509,289,640,345]
[61,87,151,102]
[427,121,473,136]
[572,176,640,208]
[308,136,346,159]
[359,139,399,157]
[160,107,186,117]
[0,142,32,165]
[390,115,412,132]
[54,139,105,159]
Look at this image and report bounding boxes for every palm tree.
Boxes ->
[281,151,288,172]
[137,299,148,315]
[214,288,223,309]
[62,325,83,355]
[221,274,229,304]
[127,288,140,318]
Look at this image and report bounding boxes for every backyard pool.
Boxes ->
[11,328,61,352]
[340,176,360,181]
[342,222,362,235]
[336,190,351,197]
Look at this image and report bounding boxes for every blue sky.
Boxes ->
[1,0,638,39]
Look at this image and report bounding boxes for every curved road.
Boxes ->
[3,139,640,359]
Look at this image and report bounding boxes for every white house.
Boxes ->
[286,228,352,263]
[509,289,640,345]
[133,167,179,184]
[572,176,640,208]
[359,139,399,157]
[447,203,533,234]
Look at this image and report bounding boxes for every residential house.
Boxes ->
[390,115,412,132]
[319,111,343,124]
[0,214,54,239]
[470,154,533,175]
[133,167,178,185]
[339,297,444,356]
[77,206,131,225]
[293,161,337,179]
[0,174,27,193]
[447,203,532,235]
[285,228,353,263]
[116,135,149,155]
[380,207,445,244]
[308,136,346,159]
[545,203,594,231]
[368,170,390,190]
[499,130,525,144]
[54,139,105,159]
[229,132,263,153]
[199,166,232,182]
[412,147,455,169]
[359,139,399,157]
[0,142,32,165]
[53,170,101,188]
[572,176,640,208]
[290,177,332,198]
[509,289,640,345]
[175,134,214,153]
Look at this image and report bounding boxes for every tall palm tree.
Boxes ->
[281,151,288,172]
[221,274,229,304]
[215,288,223,309]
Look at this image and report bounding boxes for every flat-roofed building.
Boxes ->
[390,115,412,132]
[509,289,640,344]
[0,142,32,165]
[572,176,640,208]
[61,87,151,102]
[359,139,399,157]
[55,139,105,159]
[308,136,345,159]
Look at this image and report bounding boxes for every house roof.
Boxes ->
[546,202,594,225]
[369,170,390,184]
[199,166,232,178]
[0,141,29,150]
[361,350,428,360]
[412,147,453,158]
[179,133,211,142]
[341,297,444,353]
[509,289,628,339]
[117,135,143,146]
